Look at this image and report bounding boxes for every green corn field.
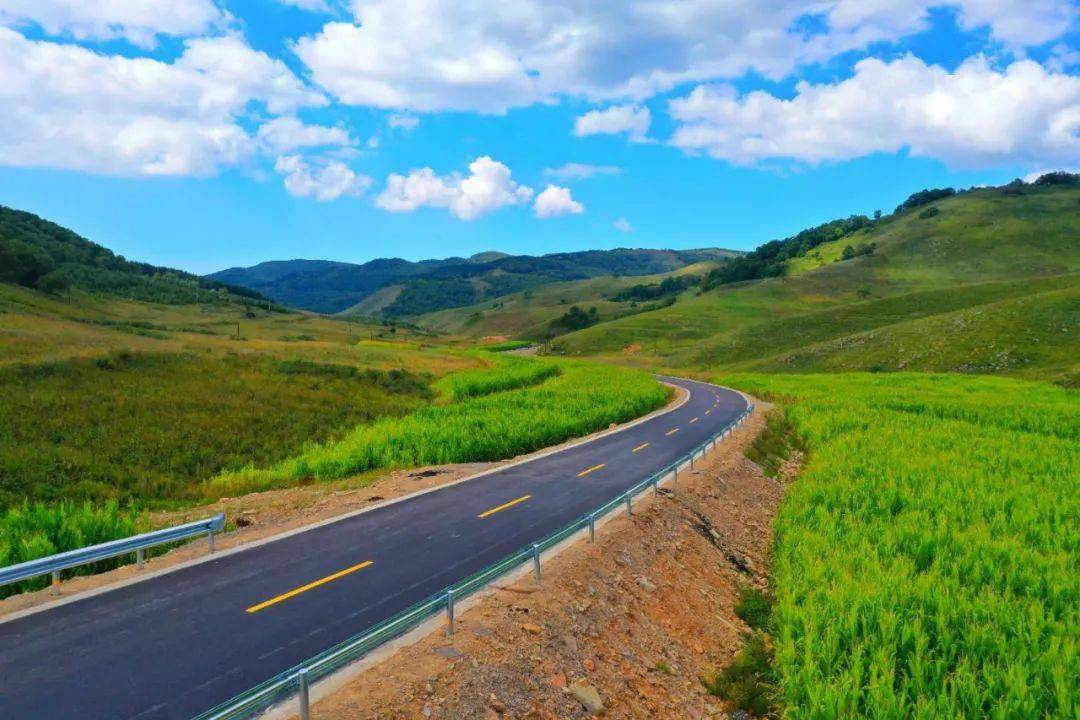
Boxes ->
[721,372,1078,718]
[211,360,669,497]
[435,355,560,399]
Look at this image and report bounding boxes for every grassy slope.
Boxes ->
[414,261,718,338]
[0,283,483,509]
[553,186,1080,384]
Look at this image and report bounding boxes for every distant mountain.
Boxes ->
[0,206,266,305]
[209,247,740,315]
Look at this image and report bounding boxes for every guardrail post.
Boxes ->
[588,514,596,543]
[207,528,216,554]
[532,544,542,585]
[625,493,633,517]
[136,548,145,570]
[50,570,60,595]
[446,589,455,636]
[297,668,310,720]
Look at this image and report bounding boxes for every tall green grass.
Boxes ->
[0,501,146,598]
[210,361,669,497]
[436,355,559,399]
[720,372,1078,718]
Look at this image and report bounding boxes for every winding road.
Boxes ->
[0,377,747,720]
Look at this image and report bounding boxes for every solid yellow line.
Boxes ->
[478,494,532,518]
[690,417,699,424]
[246,560,374,614]
[577,463,606,478]
[632,442,649,453]
[666,428,679,436]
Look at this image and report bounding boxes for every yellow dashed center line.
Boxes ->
[632,442,649,453]
[666,428,680,436]
[690,417,699,424]
[478,494,532,519]
[577,463,606,478]
[246,560,374,614]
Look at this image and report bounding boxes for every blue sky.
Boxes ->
[0,1,1076,274]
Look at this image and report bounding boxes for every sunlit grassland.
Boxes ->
[0,352,436,509]
[436,354,560,399]
[720,372,1078,718]
[0,501,146,598]
[209,360,670,498]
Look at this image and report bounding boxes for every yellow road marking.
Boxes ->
[246,560,374,614]
[690,417,699,424]
[577,463,606,478]
[666,428,679,436]
[478,494,532,518]
[632,442,649,453]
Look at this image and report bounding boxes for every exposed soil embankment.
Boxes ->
[305,399,792,720]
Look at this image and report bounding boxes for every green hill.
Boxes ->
[415,261,719,338]
[0,206,267,306]
[550,183,1080,385]
[217,247,739,316]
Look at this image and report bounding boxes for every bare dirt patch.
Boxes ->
[304,400,790,720]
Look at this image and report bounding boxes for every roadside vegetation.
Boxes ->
[208,360,669,498]
[0,501,147,598]
[436,355,560,399]
[719,372,1078,718]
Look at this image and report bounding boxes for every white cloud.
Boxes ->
[257,116,353,155]
[0,29,323,177]
[388,113,420,131]
[534,185,584,218]
[613,217,633,233]
[670,55,1080,169]
[376,156,533,221]
[575,105,651,142]
[293,1,1076,114]
[275,154,372,201]
[276,0,332,12]
[544,163,622,180]
[0,0,225,47]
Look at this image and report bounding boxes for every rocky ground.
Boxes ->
[306,400,796,720]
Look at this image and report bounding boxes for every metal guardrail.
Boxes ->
[195,403,755,720]
[0,513,225,595]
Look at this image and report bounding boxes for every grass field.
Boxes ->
[550,186,1080,385]
[415,261,718,338]
[208,359,669,498]
[436,354,560,399]
[720,372,1078,718]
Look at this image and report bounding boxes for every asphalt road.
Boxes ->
[0,377,747,720]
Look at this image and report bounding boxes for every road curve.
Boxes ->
[0,377,747,719]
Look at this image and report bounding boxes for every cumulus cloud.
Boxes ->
[276,0,332,12]
[534,185,584,218]
[257,116,354,155]
[274,154,372,201]
[376,156,533,220]
[292,0,1076,113]
[0,30,323,177]
[0,0,225,47]
[543,163,622,180]
[388,113,420,131]
[669,55,1080,169]
[613,217,633,233]
[575,105,651,142]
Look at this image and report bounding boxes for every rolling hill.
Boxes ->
[548,182,1079,384]
[0,206,267,306]
[210,247,739,316]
